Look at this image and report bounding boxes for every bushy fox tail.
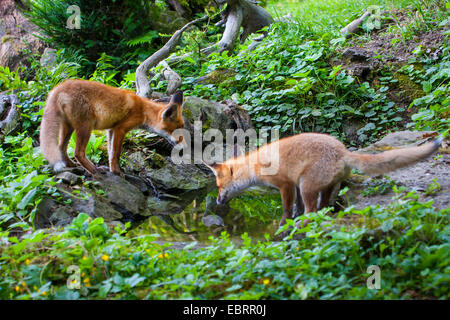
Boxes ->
[39,96,66,172]
[343,137,442,175]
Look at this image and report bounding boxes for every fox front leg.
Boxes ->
[108,128,126,175]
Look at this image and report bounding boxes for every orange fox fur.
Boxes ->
[206,133,442,226]
[40,79,184,175]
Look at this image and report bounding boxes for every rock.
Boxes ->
[182,96,236,135]
[40,48,57,68]
[125,151,147,172]
[55,171,82,185]
[202,214,225,227]
[359,130,436,153]
[343,48,374,62]
[142,160,213,191]
[35,197,57,228]
[182,96,253,136]
[72,194,123,222]
[223,100,253,131]
[0,0,45,71]
[123,149,213,191]
[48,207,73,227]
[95,173,146,215]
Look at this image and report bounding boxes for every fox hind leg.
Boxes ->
[74,126,97,174]
[293,186,304,218]
[319,182,341,210]
[58,121,76,168]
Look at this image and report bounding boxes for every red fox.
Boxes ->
[40,79,185,175]
[205,133,442,227]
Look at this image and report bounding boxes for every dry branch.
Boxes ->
[340,10,372,37]
[135,15,208,98]
[204,0,273,55]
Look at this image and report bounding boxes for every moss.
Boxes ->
[201,69,237,86]
[150,151,167,168]
[182,108,194,121]
[393,72,424,101]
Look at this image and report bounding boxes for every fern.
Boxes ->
[126,30,159,47]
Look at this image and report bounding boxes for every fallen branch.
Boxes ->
[160,60,182,95]
[340,10,372,37]
[135,15,208,98]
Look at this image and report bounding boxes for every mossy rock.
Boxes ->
[182,96,235,135]
[393,72,424,101]
[142,160,212,191]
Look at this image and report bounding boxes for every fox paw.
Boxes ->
[96,165,110,174]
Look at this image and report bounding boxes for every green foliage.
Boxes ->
[68,132,107,165]
[361,177,398,196]
[0,134,57,230]
[173,23,403,144]
[408,44,450,133]
[0,67,27,92]
[21,0,165,76]
[0,196,448,299]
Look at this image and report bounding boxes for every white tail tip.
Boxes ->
[53,161,66,173]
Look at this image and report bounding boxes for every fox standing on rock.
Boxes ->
[205,133,442,227]
[40,79,185,175]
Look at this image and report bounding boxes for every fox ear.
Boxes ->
[162,103,178,121]
[202,160,220,175]
[170,90,183,106]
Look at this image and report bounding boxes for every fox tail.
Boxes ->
[343,137,442,175]
[39,95,66,172]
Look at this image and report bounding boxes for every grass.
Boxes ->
[266,0,416,36]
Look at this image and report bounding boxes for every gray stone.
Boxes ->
[72,194,123,222]
[182,96,236,135]
[55,171,82,185]
[202,214,225,227]
[142,160,212,191]
[95,173,146,215]
[360,130,436,153]
[49,207,73,227]
[40,48,57,68]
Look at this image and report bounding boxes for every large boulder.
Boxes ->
[0,0,45,71]
[182,96,253,135]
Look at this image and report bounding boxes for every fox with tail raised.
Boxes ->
[205,132,442,227]
[40,79,185,175]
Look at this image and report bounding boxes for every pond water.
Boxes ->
[128,186,284,246]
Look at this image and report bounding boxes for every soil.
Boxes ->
[346,9,445,63]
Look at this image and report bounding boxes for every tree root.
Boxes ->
[0,93,20,136]
[135,15,208,98]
